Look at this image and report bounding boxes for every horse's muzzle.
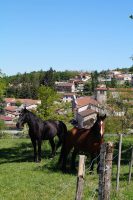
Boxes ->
[16,122,22,129]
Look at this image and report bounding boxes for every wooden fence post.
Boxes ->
[98,142,114,200]
[116,134,122,191]
[128,147,133,184]
[75,155,86,200]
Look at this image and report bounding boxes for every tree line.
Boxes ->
[3,68,79,99]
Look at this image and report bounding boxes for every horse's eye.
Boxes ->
[19,113,23,117]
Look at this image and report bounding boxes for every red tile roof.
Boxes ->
[5,98,40,105]
[0,115,13,121]
[5,106,17,112]
[5,98,16,103]
[76,96,99,107]
[17,99,40,105]
[96,87,107,91]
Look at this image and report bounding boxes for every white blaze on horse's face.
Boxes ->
[100,121,104,136]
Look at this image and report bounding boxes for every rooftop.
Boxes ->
[76,96,99,107]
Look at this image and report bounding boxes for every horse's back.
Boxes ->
[66,126,102,153]
[42,120,67,140]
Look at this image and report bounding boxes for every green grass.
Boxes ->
[0,138,133,200]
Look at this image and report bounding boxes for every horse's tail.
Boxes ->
[57,121,68,165]
[58,132,67,166]
[55,121,67,152]
[58,121,68,141]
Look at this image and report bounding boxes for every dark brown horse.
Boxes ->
[59,113,106,172]
[16,108,67,162]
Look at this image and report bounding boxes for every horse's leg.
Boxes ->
[90,153,95,173]
[61,150,69,172]
[96,152,100,174]
[71,148,77,171]
[49,138,56,158]
[37,140,42,162]
[31,139,37,162]
[56,139,62,151]
[61,146,73,173]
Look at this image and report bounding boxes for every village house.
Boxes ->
[55,81,76,93]
[2,98,41,123]
[72,96,103,128]
[0,115,16,129]
[4,98,41,111]
[99,70,133,86]
[75,72,91,82]
[62,93,78,103]
[5,106,19,118]
[95,86,133,116]
[95,87,107,104]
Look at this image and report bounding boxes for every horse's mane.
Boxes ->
[90,118,98,132]
[25,109,44,122]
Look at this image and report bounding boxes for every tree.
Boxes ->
[106,88,133,133]
[40,68,55,88]
[37,85,59,120]
[91,71,99,92]
[0,120,5,135]
[123,80,131,88]
[0,71,6,113]
[110,76,117,88]
[83,81,93,95]
[129,15,133,19]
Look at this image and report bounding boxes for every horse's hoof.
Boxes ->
[61,168,67,173]
[35,160,41,163]
[71,167,77,173]
[62,170,67,174]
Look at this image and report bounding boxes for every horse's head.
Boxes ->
[94,113,106,137]
[16,108,29,129]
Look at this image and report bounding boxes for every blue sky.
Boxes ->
[0,0,133,76]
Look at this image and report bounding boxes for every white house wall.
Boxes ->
[78,105,89,113]
[83,113,97,122]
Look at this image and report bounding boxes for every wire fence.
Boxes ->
[50,135,133,200]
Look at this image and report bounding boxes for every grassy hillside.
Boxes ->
[0,138,133,200]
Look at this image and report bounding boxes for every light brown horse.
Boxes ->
[59,113,106,172]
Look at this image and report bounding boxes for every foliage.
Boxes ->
[129,65,133,73]
[37,85,60,120]
[40,67,55,88]
[37,85,73,123]
[15,100,22,107]
[55,101,74,124]
[5,71,42,99]
[0,120,6,131]
[110,76,117,88]
[4,70,79,99]
[83,81,93,95]
[105,116,124,134]
[0,71,6,113]
[91,71,99,92]
[107,88,133,133]
[123,80,132,88]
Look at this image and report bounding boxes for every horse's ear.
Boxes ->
[97,113,100,119]
[102,114,106,121]
[23,106,27,112]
